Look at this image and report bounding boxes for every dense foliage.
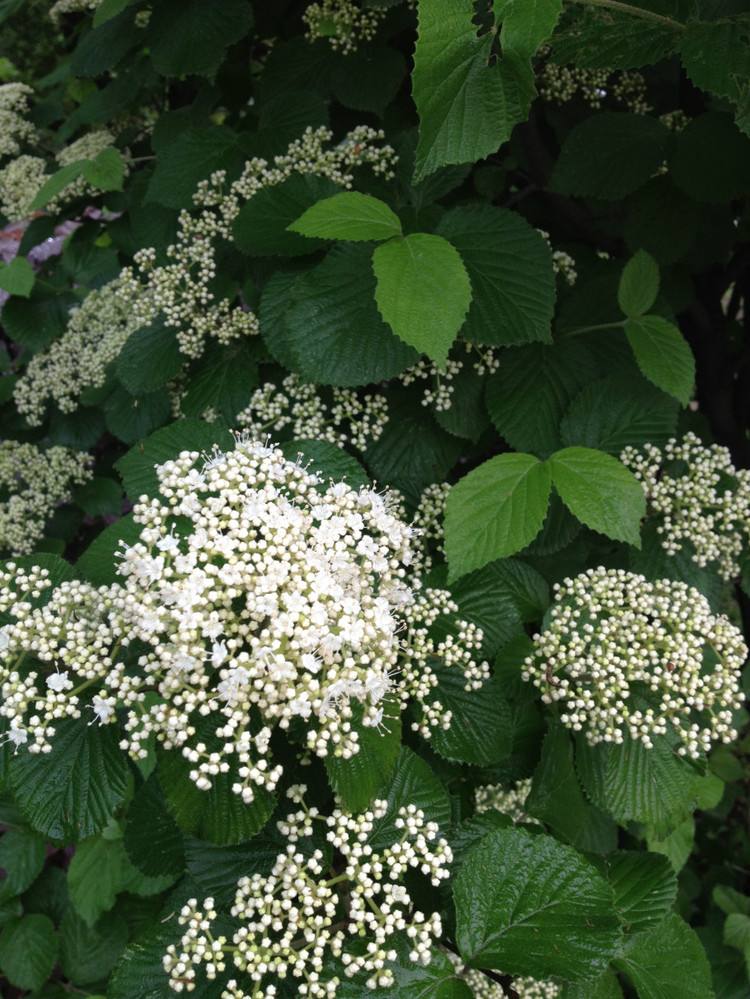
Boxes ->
[1,1,750,996]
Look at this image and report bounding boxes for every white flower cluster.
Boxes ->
[474,777,534,824]
[538,230,577,287]
[523,567,746,759]
[538,56,650,115]
[411,482,450,561]
[118,125,396,359]
[446,950,559,999]
[0,441,92,555]
[0,83,37,159]
[621,433,750,580]
[49,0,100,20]
[163,789,452,996]
[399,342,500,412]
[0,439,487,794]
[14,276,143,425]
[235,373,389,452]
[303,0,384,54]
[0,154,48,221]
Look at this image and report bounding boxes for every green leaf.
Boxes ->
[10,720,129,842]
[114,419,233,500]
[576,733,699,832]
[68,834,128,927]
[29,162,85,211]
[368,748,451,852]
[614,914,715,999]
[551,113,672,200]
[499,0,563,57]
[645,815,695,872]
[289,192,402,242]
[547,446,645,546]
[146,126,241,210]
[600,851,678,934]
[73,477,123,518]
[486,340,597,454]
[372,233,471,364]
[93,0,130,27]
[437,205,555,346]
[454,827,621,980]
[429,669,512,766]
[60,910,128,986]
[551,7,677,69]
[124,775,185,878]
[0,914,58,991]
[0,827,46,899]
[680,24,750,104]
[181,342,259,422]
[618,250,660,318]
[81,146,125,192]
[232,174,340,257]
[76,513,140,586]
[412,0,535,180]
[149,0,253,77]
[266,244,417,386]
[0,257,35,298]
[624,315,695,405]
[158,744,275,847]
[325,703,401,812]
[671,112,750,205]
[445,453,551,580]
[116,322,183,395]
[526,723,617,854]
[560,375,678,455]
[105,387,173,445]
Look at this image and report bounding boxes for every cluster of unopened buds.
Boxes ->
[117,125,396,359]
[399,342,501,412]
[0,441,92,554]
[163,788,451,996]
[0,438,488,796]
[622,433,750,580]
[446,950,560,998]
[303,0,384,54]
[474,777,534,824]
[523,567,746,759]
[236,373,389,452]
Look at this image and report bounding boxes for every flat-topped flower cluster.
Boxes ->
[622,432,750,580]
[163,787,451,996]
[0,439,488,798]
[523,567,746,758]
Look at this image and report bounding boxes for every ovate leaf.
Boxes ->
[437,205,555,346]
[499,0,563,57]
[547,446,645,546]
[149,0,253,77]
[625,315,695,405]
[0,914,58,991]
[81,146,125,192]
[617,250,659,318]
[372,233,472,364]
[325,703,401,813]
[0,257,35,298]
[289,192,402,242]
[68,834,128,927]
[454,827,621,980]
[600,850,678,934]
[412,0,535,180]
[614,914,714,999]
[445,453,551,580]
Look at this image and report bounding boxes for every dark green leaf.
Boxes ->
[149,0,253,77]
[325,703,401,812]
[0,914,58,991]
[614,914,714,999]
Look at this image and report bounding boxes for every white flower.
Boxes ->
[46,671,70,693]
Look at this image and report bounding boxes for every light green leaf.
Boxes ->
[437,204,555,346]
[499,0,563,57]
[289,192,402,242]
[625,315,695,405]
[372,232,471,364]
[646,815,695,872]
[547,446,645,546]
[614,914,714,999]
[445,453,551,580]
[325,702,401,812]
[0,257,35,298]
[412,0,535,180]
[454,827,621,980]
[0,914,58,992]
[81,146,125,192]
[618,250,660,318]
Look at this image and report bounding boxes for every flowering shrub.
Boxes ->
[0,2,749,998]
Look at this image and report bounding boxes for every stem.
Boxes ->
[568,0,685,30]
[563,321,624,337]
[324,872,350,888]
